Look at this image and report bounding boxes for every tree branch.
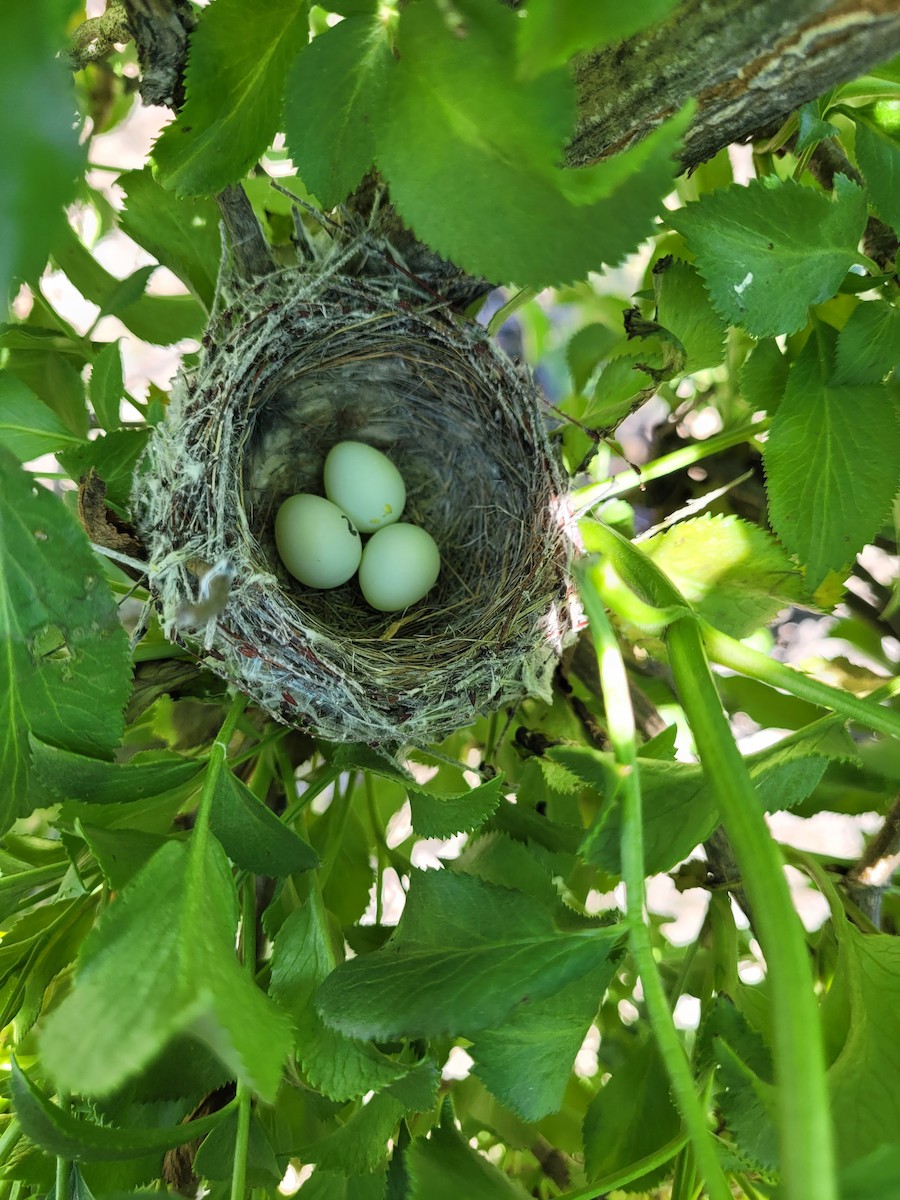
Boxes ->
[568,0,900,171]
[121,0,195,109]
[846,794,900,927]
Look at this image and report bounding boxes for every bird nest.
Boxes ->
[135,264,579,746]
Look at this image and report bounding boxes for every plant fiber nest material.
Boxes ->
[135,265,578,745]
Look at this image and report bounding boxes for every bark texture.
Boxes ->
[568,0,900,170]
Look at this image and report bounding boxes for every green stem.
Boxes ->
[54,1096,70,1200]
[578,568,733,1200]
[231,880,256,1200]
[573,419,768,512]
[666,619,837,1200]
[196,692,249,835]
[700,622,900,741]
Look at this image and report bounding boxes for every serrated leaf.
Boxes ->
[654,258,727,371]
[209,767,318,877]
[516,0,677,78]
[153,0,309,195]
[316,869,620,1040]
[5,346,89,437]
[0,450,131,830]
[739,338,789,413]
[30,739,203,804]
[78,824,169,892]
[469,959,615,1121]
[301,1092,405,1175]
[10,1060,233,1163]
[376,0,687,287]
[0,370,85,461]
[284,15,392,208]
[89,341,124,431]
[295,1172,388,1200]
[0,0,84,298]
[707,1002,779,1175]
[824,925,900,1167]
[39,837,292,1101]
[119,167,221,308]
[669,175,867,336]
[834,300,900,384]
[764,329,900,589]
[796,102,839,153]
[583,1038,683,1183]
[408,775,503,838]
[451,831,560,908]
[270,888,407,1101]
[407,1120,532,1200]
[854,114,900,233]
[640,514,805,638]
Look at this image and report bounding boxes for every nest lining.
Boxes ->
[135,265,579,745]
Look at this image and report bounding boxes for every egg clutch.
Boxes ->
[274,441,441,613]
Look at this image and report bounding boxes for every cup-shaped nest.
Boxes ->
[135,270,579,745]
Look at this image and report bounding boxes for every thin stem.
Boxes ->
[54,1097,70,1200]
[700,622,900,741]
[196,692,250,835]
[578,567,732,1200]
[666,619,837,1200]
[572,420,768,513]
[231,880,256,1200]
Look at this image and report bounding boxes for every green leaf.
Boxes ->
[39,837,292,1101]
[796,102,840,153]
[153,0,310,195]
[376,0,688,287]
[583,1038,683,1183]
[517,0,677,78]
[653,258,727,372]
[706,1000,778,1175]
[209,767,319,876]
[0,450,131,830]
[764,329,900,588]
[408,775,504,839]
[78,824,170,892]
[640,514,805,638]
[30,739,203,804]
[0,0,84,298]
[0,370,85,461]
[4,346,89,437]
[119,167,221,309]
[269,889,409,1101]
[10,1060,234,1163]
[669,175,868,336]
[824,925,900,1167]
[834,301,900,384]
[565,323,619,392]
[284,15,393,208]
[469,959,615,1121]
[407,1120,532,1200]
[582,353,655,430]
[194,1108,281,1187]
[57,428,151,511]
[854,114,900,232]
[840,1144,900,1200]
[294,1172,387,1200]
[739,338,789,413]
[315,868,620,1040]
[51,224,205,345]
[301,1092,405,1175]
[89,341,125,432]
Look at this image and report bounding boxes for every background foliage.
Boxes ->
[1,2,900,1199]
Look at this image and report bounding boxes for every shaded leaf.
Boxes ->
[270,889,407,1102]
[854,114,900,233]
[11,1060,233,1163]
[209,768,318,876]
[739,338,789,413]
[193,1108,281,1187]
[407,1120,532,1200]
[39,838,292,1102]
[408,775,503,839]
[0,371,84,461]
[0,450,131,830]
[834,300,900,384]
[89,341,124,431]
[517,0,677,78]
[30,739,203,805]
[301,1092,404,1175]
[653,257,727,372]
[316,869,620,1040]
[566,323,619,392]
